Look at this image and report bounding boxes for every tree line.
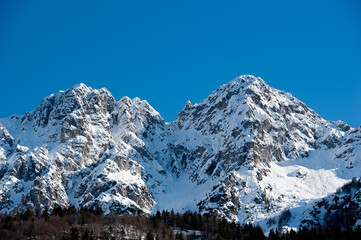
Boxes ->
[1,206,361,239]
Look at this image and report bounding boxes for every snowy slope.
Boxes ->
[0,75,360,232]
[299,176,361,230]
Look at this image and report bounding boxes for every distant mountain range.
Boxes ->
[1,75,360,232]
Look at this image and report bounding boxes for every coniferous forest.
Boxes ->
[1,206,361,240]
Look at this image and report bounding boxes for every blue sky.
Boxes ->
[1,0,360,127]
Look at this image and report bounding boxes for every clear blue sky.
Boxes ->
[1,0,360,127]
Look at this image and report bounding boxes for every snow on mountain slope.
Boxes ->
[299,176,361,230]
[0,75,360,232]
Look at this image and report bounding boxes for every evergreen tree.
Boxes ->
[146,229,154,240]
[22,208,33,221]
[268,229,277,240]
[82,228,90,240]
[70,227,79,240]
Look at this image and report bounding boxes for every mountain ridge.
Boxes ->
[0,75,360,232]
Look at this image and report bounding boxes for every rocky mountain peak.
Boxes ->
[115,96,164,130]
[175,75,309,133]
[173,75,352,185]
[211,75,269,100]
[224,75,268,91]
[19,83,116,130]
[70,83,90,90]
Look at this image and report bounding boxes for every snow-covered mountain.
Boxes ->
[0,75,360,231]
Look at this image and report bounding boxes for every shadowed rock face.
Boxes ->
[0,76,360,231]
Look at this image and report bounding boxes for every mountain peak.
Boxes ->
[62,83,95,96]
[71,83,89,90]
[234,74,261,84]
[17,83,116,131]
[67,83,112,98]
[225,75,268,90]
[117,96,163,124]
[176,75,271,125]
[202,75,270,105]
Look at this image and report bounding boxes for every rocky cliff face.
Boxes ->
[0,75,360,231]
